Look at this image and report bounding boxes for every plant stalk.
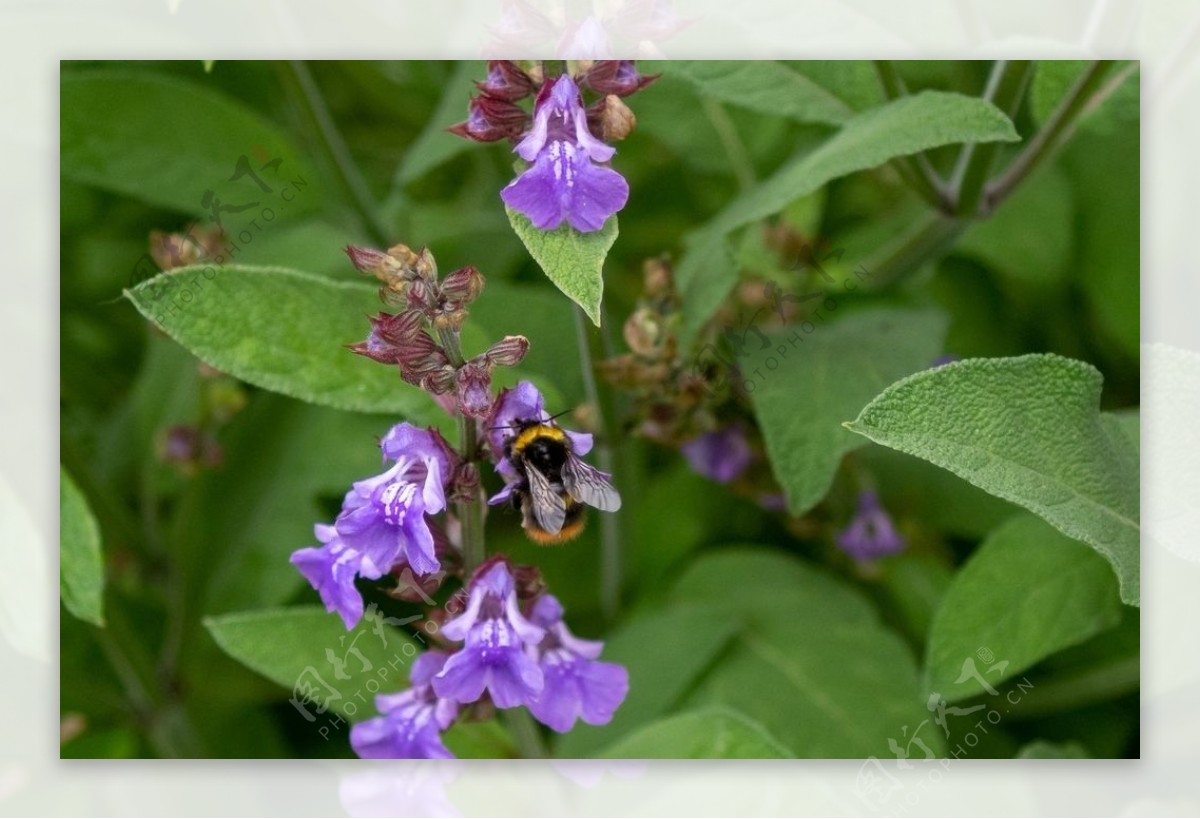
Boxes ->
[949,59,1034,217]
[873,60,952,213]
[282,60,392,245]
[437,325,486,574]
[573,307,622,623]
[504,708,549,758]
[983,60,1113,213]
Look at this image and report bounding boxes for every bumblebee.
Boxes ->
[502,419,621,545]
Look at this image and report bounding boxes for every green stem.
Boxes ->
[437,325,485,574]
[702,98,755,193]
[282,60,391,245]
[573,307,622,622]
[503,708,549,758]
[859,212,968,289]
[983,60,1113,213]
[949,60,1033,217]
[873,61,952,213]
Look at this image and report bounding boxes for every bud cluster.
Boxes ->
[345,243,529,418]
[449,59,656,147]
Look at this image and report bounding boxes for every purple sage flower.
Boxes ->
[526,595,629,733]
[500,75,629,233]
[681,426,753,483]
[290,422,453,629]
[431,559,546,708]
[837,490,906,563]
[350,651,460,759]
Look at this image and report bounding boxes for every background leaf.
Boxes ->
[596,706,794,759]
[60,467,105,627]
[505,209,618,326]
[62,71,317,220]
[205,605,422,722]
[847,354,1140,604]
[747,306,948,515]
[125,264,443,420]
[670,549,943,758]
[646,60,852,125]
[677,90,1020,335]
[925,514,1123,702]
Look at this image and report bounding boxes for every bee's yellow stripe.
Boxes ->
[524,515,586,545]
[511,423,567,454]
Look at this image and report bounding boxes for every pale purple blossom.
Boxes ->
[681,426,753,483]
[837,490,906,562]
[350,651,459,759]
[526,595,629,732]
[431,559,546,708]
[501,75,628,232]
[291,423,453,629]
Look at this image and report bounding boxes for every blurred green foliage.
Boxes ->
[60,60,1139,760]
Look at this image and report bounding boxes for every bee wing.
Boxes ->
[525,465,567,535]
[562,453,622,512]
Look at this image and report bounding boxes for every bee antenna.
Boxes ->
[545,408,573,422]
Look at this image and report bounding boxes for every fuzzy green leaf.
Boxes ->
[747,307,949,515]
[674,548,942,758]
[597,707,794,759]
[60,468,105,627]
[205,605,423,722]
[925,514,1123,702]
[124,264,442,419]
[846,354,1140,604]
[505,208,618,326]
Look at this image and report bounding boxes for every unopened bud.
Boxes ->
[596,95,637,142]
[345,243,437,291]
[372,311,425,346]
[455,359,493,418]
[579,60,658,97]
[440,266,485,306]
[421,364,458,395]
[623,307,661,357]
[475,60,537,102]
[484,335,530,368]
[407,277,438,312]
[451,462,481,503]
[511,564,546,601]
[643,256,674,298]
[448,95,531,142]
[150,226,224,270]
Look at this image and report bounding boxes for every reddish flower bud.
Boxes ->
[579,60,658,97]
[371,310,425,346]
[475,60,537,102]
[421,365,458,395]
[451,461,482,503]
[510,563,546,602]
[346,243,437,289]
[440,266,485,306]
[455,359,493,418]
[406,277,439,312]
[483,334,530,368]
[448,95,531,142]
